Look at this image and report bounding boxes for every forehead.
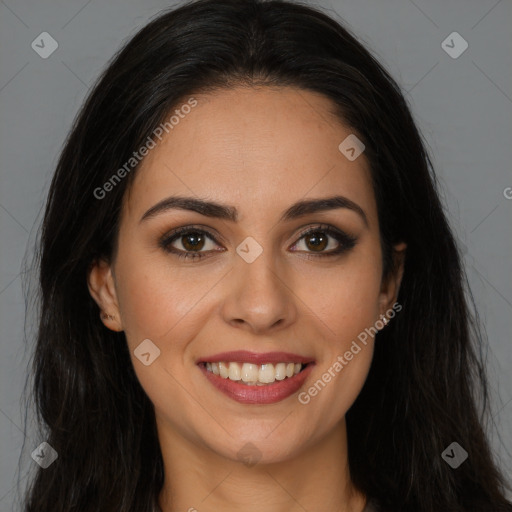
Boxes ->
[123,86,377,227]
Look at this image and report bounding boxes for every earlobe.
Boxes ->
[87,258,123,331]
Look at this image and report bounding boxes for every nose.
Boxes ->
[220,247,298,334]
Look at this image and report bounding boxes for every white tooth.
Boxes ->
[228,362,241,381]
[241,363,259,383]
[215,361,301,382]
[275,363,287,380]
[206,362,212,371]
[259,363,276,383]
[219,362,229,378]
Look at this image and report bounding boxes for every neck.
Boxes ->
[156,418,367,512]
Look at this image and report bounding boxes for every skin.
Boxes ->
[88,85,406,512]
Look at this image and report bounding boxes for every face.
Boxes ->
[88,85,405,465]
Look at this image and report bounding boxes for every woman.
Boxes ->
[22,0,512,510]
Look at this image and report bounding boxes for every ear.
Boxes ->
[378,241,407,319]
[87,258,123,332]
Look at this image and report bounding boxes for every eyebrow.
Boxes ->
[140,194,368,227]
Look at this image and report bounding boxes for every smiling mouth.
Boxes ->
[199,361,309,386]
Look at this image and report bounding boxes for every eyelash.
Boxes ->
[159,224,357,261]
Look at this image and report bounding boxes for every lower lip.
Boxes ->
[199,363,314,404]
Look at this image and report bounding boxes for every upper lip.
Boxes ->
[198,350,315,365]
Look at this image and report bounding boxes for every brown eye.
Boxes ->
[159,226,222,260]
[304,231,329,252]
[180,232,206,251]
[291,224,357,257]
[160,224,356,262]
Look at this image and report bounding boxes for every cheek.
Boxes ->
[113,252,208,421]
[114,235,384,357]
[111,237,384,450]
[293,252,382,414]
[298,254,383,344]
[112,249,224,408]
[114,249,217,347]
[298,346,373,439]
[296,269,380,430]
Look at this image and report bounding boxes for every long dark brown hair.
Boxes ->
[21,0,512,510]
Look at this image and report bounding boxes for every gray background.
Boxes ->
[1,0,511,509]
